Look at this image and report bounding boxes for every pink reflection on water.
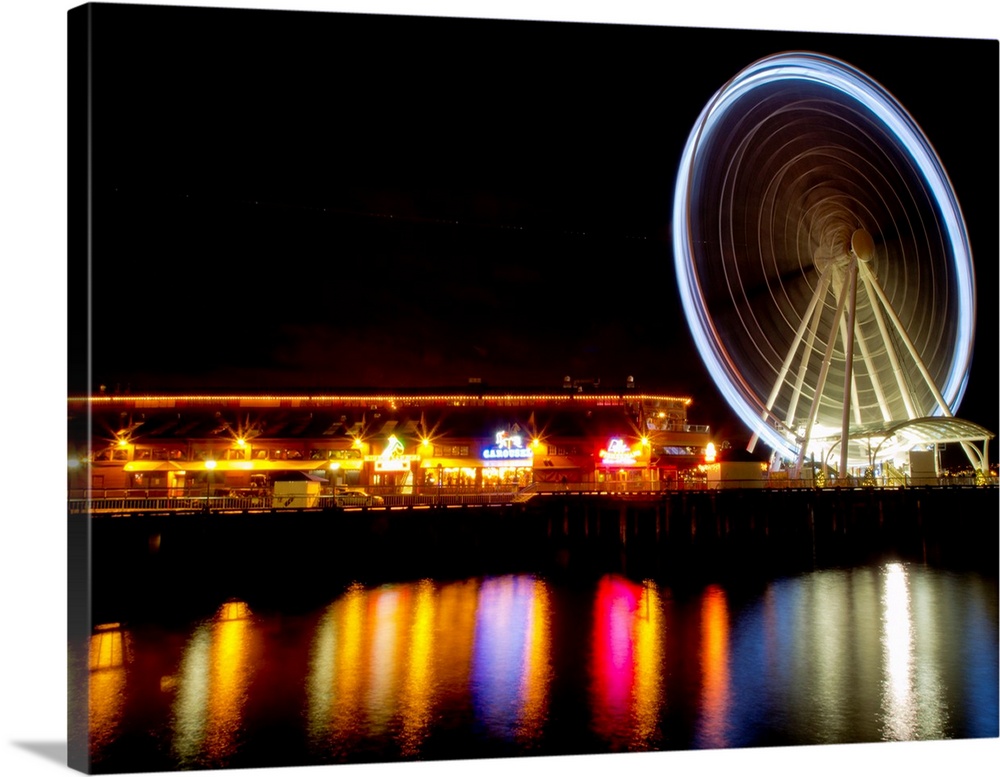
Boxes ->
[588,575,666,748]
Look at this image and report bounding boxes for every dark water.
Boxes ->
[81,562,997,773]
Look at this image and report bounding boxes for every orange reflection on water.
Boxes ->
[698,584,730,748]
[89,623,129,757]
[171,601,256,768]
[589,575,664,748]
[307,576,552,754]
[308,579,480,757]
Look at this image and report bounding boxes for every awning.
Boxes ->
[533,456,583,470]
[122,460,188,472]
[123,459,361,473]
[420,458,482,469]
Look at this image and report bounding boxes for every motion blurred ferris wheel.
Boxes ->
[672,52,980,476]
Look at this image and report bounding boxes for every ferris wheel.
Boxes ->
[672,52,977,475]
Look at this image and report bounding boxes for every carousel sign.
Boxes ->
[482,430,533,460]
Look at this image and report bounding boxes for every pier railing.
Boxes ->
[68,476,997,515]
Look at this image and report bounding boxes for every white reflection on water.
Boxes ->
[399,579,436,755]
[880,562,918,740]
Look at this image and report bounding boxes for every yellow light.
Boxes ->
[205,460,217,470]
[117,438,128,448]
[236,438,245,447]
[705,442,717,463]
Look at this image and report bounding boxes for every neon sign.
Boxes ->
[369,434,416,471]
[600,437,637,466]
[482,430,533,461]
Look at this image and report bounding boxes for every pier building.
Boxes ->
[67,383,713,500]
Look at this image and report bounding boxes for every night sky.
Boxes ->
[72,3,998,446]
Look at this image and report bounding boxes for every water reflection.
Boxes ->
[881,562,917,739]
[171,600,255,769]
[472,575,552,742]
[89,623,129,757]
[589,576,665,749]
[697,584,730,748]
[88,563,998,771]
[305,575,553,759]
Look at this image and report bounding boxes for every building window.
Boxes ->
[433,445,470,457]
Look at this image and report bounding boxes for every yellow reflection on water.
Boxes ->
[89,624,129,757]
[171,601,255,767]
[307,583,367,748]
[699,584,730,748]
[399,580,436,755]
[515,577,552,743]
[631,582,664,747]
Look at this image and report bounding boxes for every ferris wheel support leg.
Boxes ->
[747,268,832,454]
[785,273,833,434]
[836,295,864,427]
[838,260,859,478]
[794,268,853,479]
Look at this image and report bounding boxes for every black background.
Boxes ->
[71,4,998,450]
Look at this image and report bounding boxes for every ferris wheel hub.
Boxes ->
[850,228,875,263]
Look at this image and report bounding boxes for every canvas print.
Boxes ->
[67,3,999,774]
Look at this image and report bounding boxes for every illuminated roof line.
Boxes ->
[69,393,693,403]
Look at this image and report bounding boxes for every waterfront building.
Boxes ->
[66,383,712,499]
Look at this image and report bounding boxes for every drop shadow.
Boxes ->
[10,741,66,766]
